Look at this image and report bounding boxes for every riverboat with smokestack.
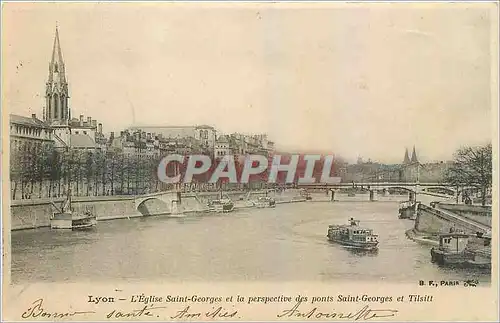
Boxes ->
[50,190,97,230]
[207,191,235,213]
[327,218,379,250]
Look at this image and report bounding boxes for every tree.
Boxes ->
[47,149,62,198]
[445,144,492,206]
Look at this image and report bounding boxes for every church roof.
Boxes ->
[70,134,96,148]
[52,133,69,148]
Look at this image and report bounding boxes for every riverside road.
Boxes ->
[11,195,491,284]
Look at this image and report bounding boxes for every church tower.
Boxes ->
[403,148,411,164]
[410,146,419,164]
[44,25,70,124]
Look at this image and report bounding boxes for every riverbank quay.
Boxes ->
[9,189,309,231]
[405,229,439,247]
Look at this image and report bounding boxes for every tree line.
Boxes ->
[445,143,492,206]
[10,147,347,200]
[10,146,164,200]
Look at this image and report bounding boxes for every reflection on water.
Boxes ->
[340,246,380,257]
[11,200,491,284]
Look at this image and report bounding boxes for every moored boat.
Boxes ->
[399,201,417,219]
[255,196,276,208]
[327,218,379,250]
[208,198,235,213]
[207,191,235,213]
[430,232,491,270]
[50,191,97,230]
[299,189,312,200]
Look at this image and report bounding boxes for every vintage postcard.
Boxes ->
[1,1,499,322]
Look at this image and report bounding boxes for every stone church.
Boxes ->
[10,26,107,152]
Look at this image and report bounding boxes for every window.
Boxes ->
[83,131,87,135]
[75,131,79,134]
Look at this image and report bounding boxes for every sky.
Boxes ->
[2,3,497,163]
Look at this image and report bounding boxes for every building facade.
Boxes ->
[10,114,55,153]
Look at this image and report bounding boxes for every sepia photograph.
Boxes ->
[1,1,498,321]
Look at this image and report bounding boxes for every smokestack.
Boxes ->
[79,114,83,126]
[110,132,114,140]
[87,116,91,124]
[91,120,97,128]
[98,123,102,134]
[31,113,36,119]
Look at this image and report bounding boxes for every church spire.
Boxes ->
[49,24,65,82]
[411,146,419,164]
[403,148,410,164]
[45,24,69,123]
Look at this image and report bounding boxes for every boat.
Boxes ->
[399,201,417,219]
[207,191,235,213]
[255,196,276,208]
[430,232,491,269]
[327,218,379,250]
[50,190,97,230]
[299,189,312,200]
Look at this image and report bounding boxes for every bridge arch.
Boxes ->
[385,186,416,193]
[136,197,170,216]
[420,186,456,196]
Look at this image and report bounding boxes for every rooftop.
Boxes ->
[10,114,49,128]
[70,134,96,148]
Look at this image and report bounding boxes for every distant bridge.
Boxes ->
[297,182,471,196]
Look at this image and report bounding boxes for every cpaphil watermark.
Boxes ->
[157,154,341,184]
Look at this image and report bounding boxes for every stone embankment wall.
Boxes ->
[414,203,489,235]
[437,203,492,226]
[414,204,457,235]
[10,189,306,230]
[10,196,138,230]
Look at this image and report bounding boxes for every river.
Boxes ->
[11,197,491,284]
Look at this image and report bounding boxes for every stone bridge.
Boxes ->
[298,182,472,197]
[134,190,207,216]
[134,190,251,215]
